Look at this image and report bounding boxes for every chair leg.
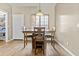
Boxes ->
[43,49,44,55]
[51,38,52,45]
[26,38,27,45]
[35,49,36,55]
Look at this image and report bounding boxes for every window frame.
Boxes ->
[31,14,49,29]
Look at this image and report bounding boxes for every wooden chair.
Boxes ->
[45,28,55,45]
[32,27,46,55]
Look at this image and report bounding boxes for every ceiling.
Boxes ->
[9,3,56,7]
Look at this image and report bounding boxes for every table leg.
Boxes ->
[51,37,52,45]
[26,36,27,45]
[24,36,26,48]
[25,33,27,45]
[51,33,53,45]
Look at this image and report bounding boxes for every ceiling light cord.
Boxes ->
[39,3,40,11]
[36,3,43,16]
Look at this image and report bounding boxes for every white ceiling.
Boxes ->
[9,3,56,7]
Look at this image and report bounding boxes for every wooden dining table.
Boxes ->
[22,29,55,48]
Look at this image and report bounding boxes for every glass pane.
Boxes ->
[45,21,48,25]
[41,16,44,21]
[36,16,39,26]
[31,15,49,28]
[41,21,45,25]
[45,15,48,19]
[41,16,44,26]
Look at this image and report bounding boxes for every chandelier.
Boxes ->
[36,3,44,16]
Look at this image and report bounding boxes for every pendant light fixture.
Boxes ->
[36,3,44,16]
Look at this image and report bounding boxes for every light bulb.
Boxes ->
[36,10,43,16]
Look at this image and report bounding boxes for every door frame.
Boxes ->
[0,9,8,42]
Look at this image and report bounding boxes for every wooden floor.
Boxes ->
[0,40,5,46]
[0,40,68,56]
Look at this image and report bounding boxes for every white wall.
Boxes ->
[12,5,55,29]
[0,3,12,40]
[56,3,79,55]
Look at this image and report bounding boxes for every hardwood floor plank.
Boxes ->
[0,40,69,56]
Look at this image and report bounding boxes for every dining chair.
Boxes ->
[32,27,46,55]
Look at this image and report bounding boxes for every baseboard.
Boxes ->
[6,39,14,42]
[55,39,75,56]
[0,40,4,41]
[14,39,23,41]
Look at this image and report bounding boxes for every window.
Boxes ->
[31,14,49,29]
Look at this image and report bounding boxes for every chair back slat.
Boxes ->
[34,27,45,35]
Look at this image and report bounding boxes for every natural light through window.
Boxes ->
[31,14,49,29]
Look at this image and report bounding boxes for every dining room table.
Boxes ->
[22,28,55,48]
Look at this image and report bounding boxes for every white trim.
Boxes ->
[0,9,9,43]
[55,40,75,56]
[6,39,14,42]
[5,13,8,42]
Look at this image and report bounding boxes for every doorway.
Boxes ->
[0,10,8,42]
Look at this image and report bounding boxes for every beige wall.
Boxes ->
[1,3,79,55]
[2,3,79,55]
[12,5,55,29]
[0,4,55,40]
[56,3,79,55]
[0,3,12,40]
[12,3,79,55]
